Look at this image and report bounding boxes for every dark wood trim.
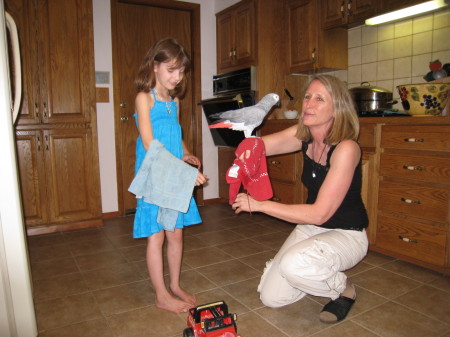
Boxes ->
[27,219,103,236]
[102,211,121,219]
[202,198,227,205]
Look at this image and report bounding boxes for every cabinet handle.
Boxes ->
[272,197,280,201]
[45,135,49,151]
[37,136,41,151]
[400,197,421,205]
[120,116,129,122]
[398,235,418,243]
[347,0,352,16]
[270,160,280,165]
[34,102,39,118]
[340,1,345,17]
[229,49,233,57]
[232,48,236,58]
[43,102,48,118]
[404,138,424,142]
[402,165,424,171]
[311,48,316,62]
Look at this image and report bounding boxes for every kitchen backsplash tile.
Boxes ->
[324,8,450,111]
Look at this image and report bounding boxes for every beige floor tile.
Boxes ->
[28,242,72,263]
[75,250,128,271]
[216,238,271,258]
[238,250,277,272]
[119,244,147,262]
[237,311,289,336]
[394,285,450,324]
[37,318,112,337]
[428,274,450,293]
[31,256,79,281]
[345,261,375,277]
[252,231,291,250]
[107,306,185,337]
[93,280,155,316]
[351,267,421,299]
[182,234,210,251]
[178,269,218,295]
[222,277,264,310]
[27,232,66,248]
[107,233,146,249]
[380,260,443,283]
[81,262,143,291]
[33,272,89,302]
[193,229,245,246]
[194,288,250,315]
[35,293,102,331]
[362,251,396,266]
[68,235,116,256]
[352,301,449,337]
[256,297,327,337]
[183,246,233,268]
[102,216,134,236]
[63,228,106,244]
[197,259,260,286]
[308,320,380,337]
[230,222,280,238]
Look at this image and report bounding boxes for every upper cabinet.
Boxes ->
[10,0,95,125]
[285,0,347,74]
[216,0,256,73]
[323,0,377,29]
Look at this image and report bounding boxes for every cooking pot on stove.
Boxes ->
[349,82,397,112]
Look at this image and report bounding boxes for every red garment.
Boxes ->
[226,137,273,204]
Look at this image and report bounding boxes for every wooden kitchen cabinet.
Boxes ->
[323,0,377,29]
[373,123,450,274]
[6,0,102,234]
[285,0,348,74]
[216,0,256,73]
[376,0,424,14]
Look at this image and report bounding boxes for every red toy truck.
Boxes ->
[183,300,242,337]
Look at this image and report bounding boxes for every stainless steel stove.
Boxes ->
[357,109,410,117]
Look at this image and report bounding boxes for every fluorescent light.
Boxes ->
[365,0,448,25]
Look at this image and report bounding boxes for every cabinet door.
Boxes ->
[15,130,48,226]
[348,0,376,25]
[286,0,318,73]
[217,10,235,72]
[323,0,347,29]
[234,1,256,66]
[44,128,101,223]
[5,0,41,125]
[35,0,95,124]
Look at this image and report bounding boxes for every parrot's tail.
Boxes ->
[209,121,232,129]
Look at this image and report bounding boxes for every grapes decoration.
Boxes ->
[398,84,448,115]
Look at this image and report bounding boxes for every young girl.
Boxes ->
[133,38,206,313]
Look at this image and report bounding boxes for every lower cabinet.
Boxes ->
[16,127,102,234]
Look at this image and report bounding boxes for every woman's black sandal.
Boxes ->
[319,295,355,323]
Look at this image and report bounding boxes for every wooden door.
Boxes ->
[111,0,202,215]
[234,0,256,65]
[216,10,235,72]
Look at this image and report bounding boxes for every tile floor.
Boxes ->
[28,202,450,337]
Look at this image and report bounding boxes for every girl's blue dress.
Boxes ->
[133,90,201,238]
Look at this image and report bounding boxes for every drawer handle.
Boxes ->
[404,138,424,142]
[398,235,418,243]
[272,197,280,201]
[401,197,421,205]
[270,161,280,165]
[402,165,424,171]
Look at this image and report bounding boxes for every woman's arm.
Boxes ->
[232,140,361,224]
[262,124,302,156]
[135,91,154,150]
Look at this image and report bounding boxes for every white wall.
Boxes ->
[92,0,242,213]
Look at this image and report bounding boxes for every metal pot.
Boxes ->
[349,82,397,112]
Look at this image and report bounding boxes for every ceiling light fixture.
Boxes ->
[365,0,449,25]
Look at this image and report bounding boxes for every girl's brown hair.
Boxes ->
[296,74,359,144]
[135,38,191,97]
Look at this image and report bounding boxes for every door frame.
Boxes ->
[110,0,203,215]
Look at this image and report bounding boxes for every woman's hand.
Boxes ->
[232,193,261,214]
[195,172,207,186]
[182,154,201,169]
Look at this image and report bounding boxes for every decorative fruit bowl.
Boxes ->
[397,83,449,116]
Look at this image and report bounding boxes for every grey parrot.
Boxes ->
[208,93,280,137]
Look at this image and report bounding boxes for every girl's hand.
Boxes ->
[182,154,201,169]
[195,172,207,186]
[232,193,260,214]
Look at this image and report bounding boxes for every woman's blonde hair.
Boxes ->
[296,74,359,144]
[135,37,191,98]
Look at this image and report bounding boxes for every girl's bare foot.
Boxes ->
[171,285,196,306]
[155,293,191,313]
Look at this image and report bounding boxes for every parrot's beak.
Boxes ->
[276,99,281,107]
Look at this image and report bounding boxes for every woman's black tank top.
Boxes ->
[301,141,368,230]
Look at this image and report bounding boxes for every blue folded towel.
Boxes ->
[128,139,198,231]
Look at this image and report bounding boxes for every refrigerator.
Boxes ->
[0,0,38,336]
